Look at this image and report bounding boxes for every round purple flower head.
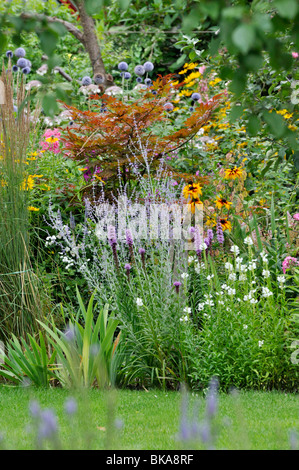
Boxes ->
[15,47,26,58]
[17,58,27,69]
[144,78,152,86]
[12,65,18,72]
[22,67,31,74]
[118,61,128,71]
[134,65,145,76]
[191,92,201,101]
[82,76,92,86]
[124,72,131,80]
[189,106,195,112]
[38,409,58,439]
[144,61,154,72]
[152,90,158,95]
[136,76,143,83]
[125,263,131,271]
[6,50,13,58]
[94,73,105,84]
[164,102,174,112]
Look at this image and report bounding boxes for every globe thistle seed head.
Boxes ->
[136,76,142,83]
[152,90,158,95]
[144,78,152,86]
[17,58,27,69]
[143,61,154,72]
[118,61,128,71]
[124,72,131,80]
[189,106,194,112]
[82,76,92,86]
[134,65,145,76]
[6,50,13,58]
[12,65,18,72]
[22,66,31,74]
[191,92,201,101]
[26,59,32,67]
[15,47,26,58]
[94,73,104,84]
[164,102,174,112]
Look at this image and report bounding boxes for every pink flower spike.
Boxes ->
[293,213,299,221]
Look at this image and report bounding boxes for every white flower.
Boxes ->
[228,272,237,281]
[181,272,189,279]
[221,283,229,290]
[200,242,208,250]
[239,274,247,281]
[194,262,205,274]
[230,245,240,255]
[260,250,268,263]
[198,303,205,311]
[262,269,270,278]
[183,307,192,314]
[239,264,248,272]
[227,287,236,296]
[188,256,195,264]
[205,299,214,306]
[277,275,286,285]
[243,324,248,329]
[218,300,225,305]
[206,274,214,280]
[248,261,257,270]
[136,298,144,307]
[225,262,234,271]
[180,315,189,322]
[244,236,254,246]
[258,340,264,347]
[250,298,258,304]
[203,313,211,319]
[261,286,273,298]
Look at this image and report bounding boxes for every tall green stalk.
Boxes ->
[0,62,43,340]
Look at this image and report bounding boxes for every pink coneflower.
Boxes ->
[282,256,299,274]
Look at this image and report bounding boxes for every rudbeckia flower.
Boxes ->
[224,167,243,180]
[215,197,232,210]
[182,182,202,200]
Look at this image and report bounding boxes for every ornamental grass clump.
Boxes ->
[0,62,43,340]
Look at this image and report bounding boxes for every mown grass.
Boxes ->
[0,386,298,450]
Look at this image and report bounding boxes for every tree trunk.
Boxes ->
[76,1,113,87]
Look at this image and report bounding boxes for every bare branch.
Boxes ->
[20,12,84,44]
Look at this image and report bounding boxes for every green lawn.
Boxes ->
[0,386,298,450]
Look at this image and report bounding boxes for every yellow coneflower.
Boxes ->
[45,136,59,144]
[187,198,203,214]
[182,182,202,200]
[215,197,232,210]
[206,215,217,227]
[224,167,243,180]
[21,175,35,190]
[27,206,39,212]
[219,218,232,231]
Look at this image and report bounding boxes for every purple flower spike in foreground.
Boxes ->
[38,409,58,442]
[206,377,219,418]
[64,397,78,416]
[125,263,131,281]
[108,225,119,270]
[173,281,182,294]
[139,247,146,269]
[216,219,224,245]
